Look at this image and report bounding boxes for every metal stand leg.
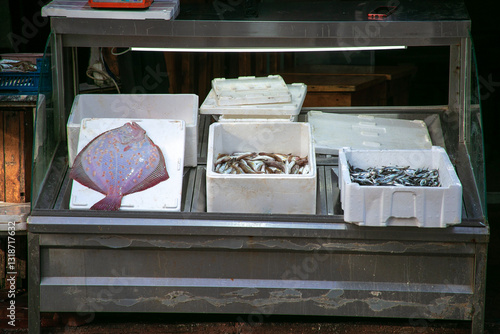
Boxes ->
[28,232,40,334]
[471,242,488,334]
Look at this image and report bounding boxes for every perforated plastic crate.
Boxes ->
[0,58,42,93]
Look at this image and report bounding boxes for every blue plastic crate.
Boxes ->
[0,58,43,94]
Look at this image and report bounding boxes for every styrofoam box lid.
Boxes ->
[200,83,306,116]
[212,75,292,106]
[70,118,185,212]
[307,111,433,155]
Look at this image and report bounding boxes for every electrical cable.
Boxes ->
[85,47,121,93]
[111,47,131,56]
[86,67,121,94]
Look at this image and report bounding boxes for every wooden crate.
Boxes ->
[280,73,387,107]
[0,99,34,203]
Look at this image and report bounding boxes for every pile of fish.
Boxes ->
[349,164,440,187]
[214,152,310,175]
[0,59,37,73]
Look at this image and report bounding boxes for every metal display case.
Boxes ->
[28,1,488,333]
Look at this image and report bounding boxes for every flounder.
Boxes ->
[70,121,169,210]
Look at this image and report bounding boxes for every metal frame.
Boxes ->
[28,1,488,333]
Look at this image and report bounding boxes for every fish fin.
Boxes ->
[125,150,169,195]
[70,155,107,195]
[90,195,123,211]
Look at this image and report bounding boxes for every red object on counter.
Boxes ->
[89,0,154,9]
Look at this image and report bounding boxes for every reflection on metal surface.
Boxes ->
[40,277,473,318]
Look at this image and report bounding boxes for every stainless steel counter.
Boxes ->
[29,1,488,333]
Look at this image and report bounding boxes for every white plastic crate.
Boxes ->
[338,146,462,228]
[206,122,317,214]
[211,75,291,106]
[200,83,306,121]
[70,118,185,212]
[67,94,198,167]
[307,111,432,154]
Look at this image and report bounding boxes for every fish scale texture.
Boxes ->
[70,122,169,210]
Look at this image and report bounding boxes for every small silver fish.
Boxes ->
[214,152,310,175]
[348,163,440,187]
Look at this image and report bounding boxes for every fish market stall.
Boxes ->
[28,1,488,334]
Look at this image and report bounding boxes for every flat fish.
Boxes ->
[70,122,169,211]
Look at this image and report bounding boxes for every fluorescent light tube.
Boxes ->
[130,46,407,52]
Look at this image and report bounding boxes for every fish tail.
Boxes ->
[90,195,123,211]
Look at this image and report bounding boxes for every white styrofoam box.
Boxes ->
[206,122,317,214]
[70,118,185,212]
[200,83,306,119]
[212,75,292,106]
[42,0,180,20]
[338,146,462,228]
[307,111,433,154]
[67,94,198,167]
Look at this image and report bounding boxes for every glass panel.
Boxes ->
[283,46,450,107]
[32,31,58,208]
[468,36,487,217]
[150,46,450,107]
[33,44,461,214]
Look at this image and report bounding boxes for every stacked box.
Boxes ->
[200,78,306,122]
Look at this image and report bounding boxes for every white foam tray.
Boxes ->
[42,0,179,20]
[212,75,292,106]
[307,111,433,154]
[70,118,185,212]
[206,122,317,214]
[67,94,198,167]
[200,83,306,119]
[338,146,462,228]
